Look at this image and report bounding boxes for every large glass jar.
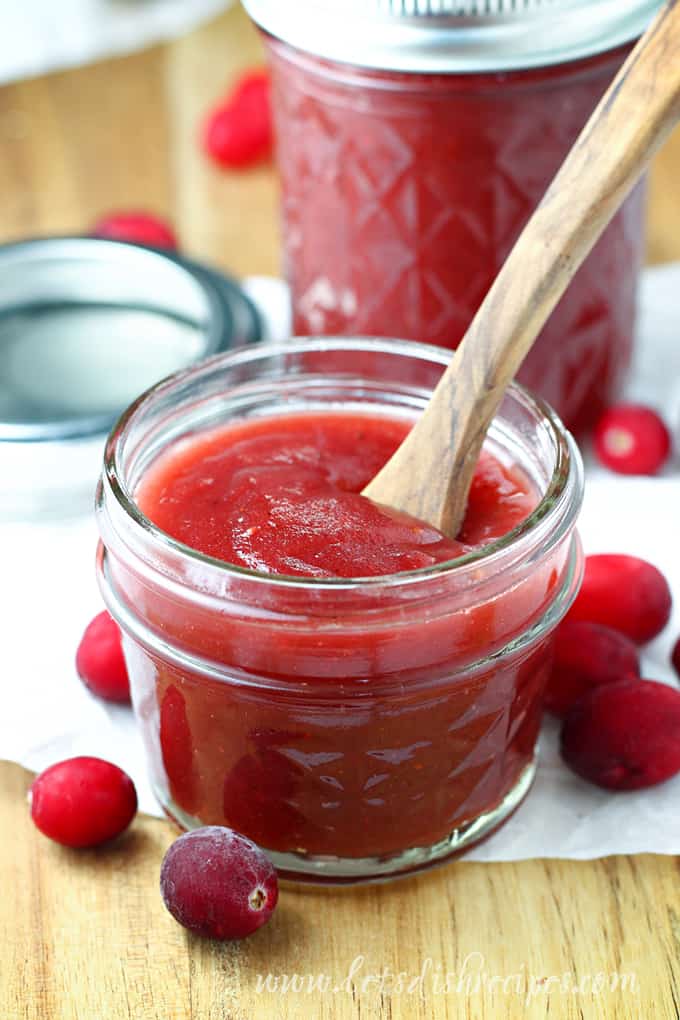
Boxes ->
[245,0,659,433]
[96,338,583,883]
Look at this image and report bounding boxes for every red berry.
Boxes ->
[560,679,680,790]
[567,554,672,644]
[30,757,137,847]
[159,685,198,815]
[76,610,131,704]
[202,70,272,169]
[544,620,640,717]
[92,211,177,249]
[222,736,309,849]
[594,403,671,475]
[672,638,680,679]
[160,826,278,940]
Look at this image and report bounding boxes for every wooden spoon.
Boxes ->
[363,0,680,538]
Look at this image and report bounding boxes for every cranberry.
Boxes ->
[567,554,672,644]
[594,403,671,475]
[30,757,137,847]
[92,211,177,249]
[160,826,278,940]
[76,610,130,704]
[560,680,680,790]
[223,745,309,849]
[672,638,680,679]
[544,620,640,717]
[159,685,197,815]
[202,70,272,169]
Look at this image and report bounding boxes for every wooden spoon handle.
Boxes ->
[363,0,680,536]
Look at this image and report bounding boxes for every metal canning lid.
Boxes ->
[170,255,262,351]
[0,237,261,520]
[243,0,662,72]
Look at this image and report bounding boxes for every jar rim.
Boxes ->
[245,0,660,73]
[99,336,583,592]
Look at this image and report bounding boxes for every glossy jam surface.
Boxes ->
[127,411,562,861]
[268,42,645,433]
[137,412,535,577]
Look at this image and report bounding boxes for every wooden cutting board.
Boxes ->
[2,761,680,1019]
[1,6,680,1018]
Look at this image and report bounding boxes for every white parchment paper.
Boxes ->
[2,267,679,861]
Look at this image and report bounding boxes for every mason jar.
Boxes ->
[244,0,659,433]
[96,338,583,883]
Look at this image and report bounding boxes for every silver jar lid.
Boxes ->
[0,237,261,520]
[244,0,662,72]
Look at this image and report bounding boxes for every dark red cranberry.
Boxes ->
[160,685,198,816]
[544,620,641,717]
[560,679,680,790]
[222,747,308,849]
[160,826,278,940]
[672,637,680,679]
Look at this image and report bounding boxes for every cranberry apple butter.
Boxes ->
[96,339,583,881]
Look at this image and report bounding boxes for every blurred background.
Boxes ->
[0,1,280,278]
[0,0,678,283]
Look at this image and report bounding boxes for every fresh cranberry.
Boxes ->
[594,403,671,475]
[76,610,130,704]
[160,826,278,940]
[560,679,680,790]
[223,746,309,849]
[30,757,137,847]
[92,211,178,249]
[672,638,680,679]
[544,620,640,717]
[159,685,197,815]
[567,554,672,644]
[202,69,272,169]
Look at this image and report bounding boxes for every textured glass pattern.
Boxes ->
[270,45,646,432]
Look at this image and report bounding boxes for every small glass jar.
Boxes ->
[96,338,583,883]
[245,0,659,433]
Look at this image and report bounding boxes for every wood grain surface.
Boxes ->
[1,5,680,1019]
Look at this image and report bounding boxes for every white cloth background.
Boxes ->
[0,0,234,85]
[1,266,679,862]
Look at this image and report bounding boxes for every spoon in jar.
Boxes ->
[362,0,680,538]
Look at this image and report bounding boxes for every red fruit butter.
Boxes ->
[561,680,680,790]
[203,69,272,169]
[594,403,671,475]
[567,554,672,644]
[76,610,130,704]
[92,211,177,249]
[30,757,137,847]
[544,620,640,717]
[160,826,278,940]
